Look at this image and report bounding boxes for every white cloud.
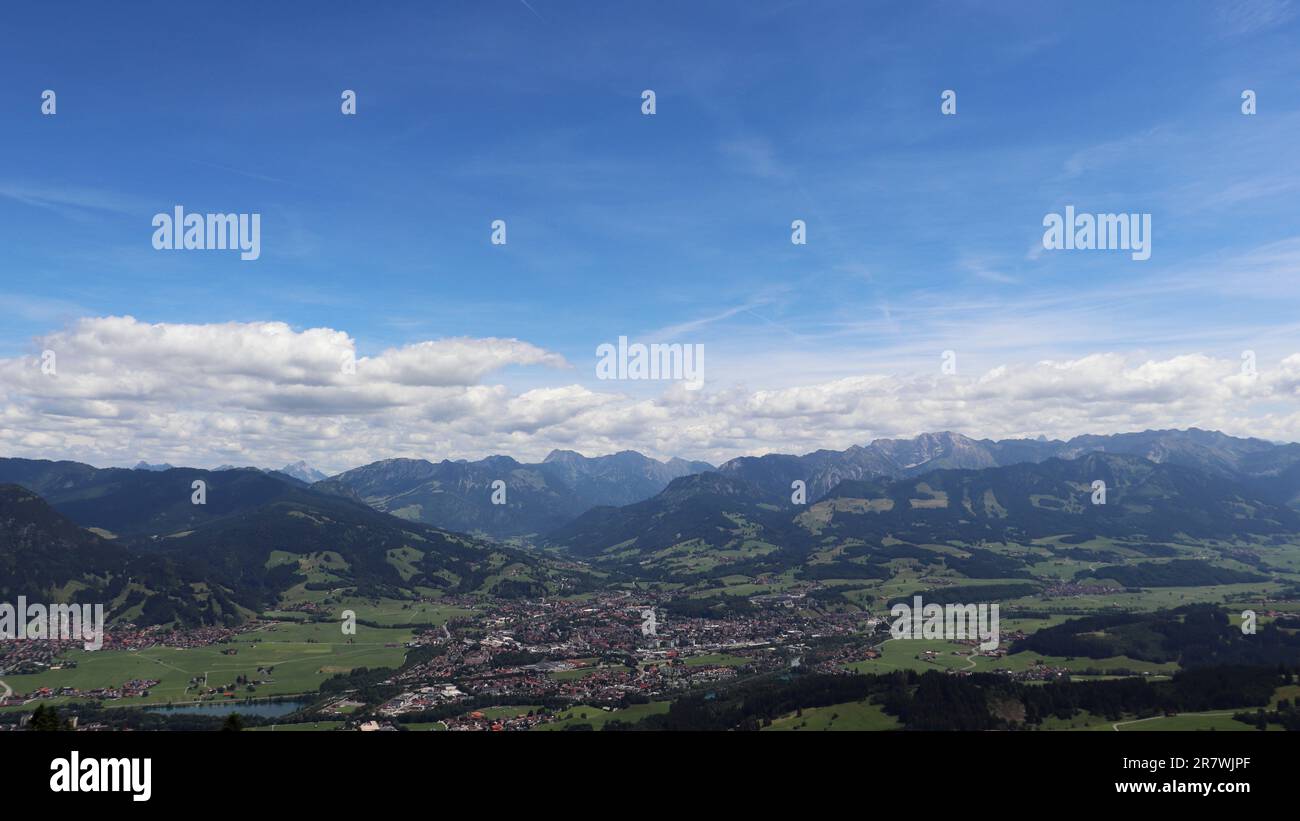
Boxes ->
[2,316,1299,472]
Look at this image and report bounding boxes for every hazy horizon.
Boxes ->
[11,425,1297,476]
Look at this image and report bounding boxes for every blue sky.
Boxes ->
[2,1,1299,469]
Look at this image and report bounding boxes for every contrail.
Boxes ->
[519,0,543,20]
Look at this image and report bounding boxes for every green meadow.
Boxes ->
[1112,712,1263,732]
[474,705,543,720]
[401,721,449,731]
[266,584,476,628]
[763,699,900,731]
[1,621,411,711]
[250,721,346,732]
[532,700,669,730]
[844,637,1178,676]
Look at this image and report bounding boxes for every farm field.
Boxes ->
[844,637,1179,676]
[1002,583,1286,613]
[1112,712,1265,732]
[266,589,475,627]
[0,621,411,711]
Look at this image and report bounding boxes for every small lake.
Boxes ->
[143,698,313,717]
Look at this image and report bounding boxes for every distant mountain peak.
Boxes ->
[277,460,328,483]
[477,454,522,469]
[543,449,584,463]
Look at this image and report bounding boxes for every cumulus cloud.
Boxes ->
[2,316,1299,472]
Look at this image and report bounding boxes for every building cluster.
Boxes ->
[5,678,160,706]
[358,590,882,726]
[1042,582,1122,598]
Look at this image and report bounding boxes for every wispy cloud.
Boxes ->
[0,293,91,323]
[1216,0,1296,36]
[718,137,791,181]
[961,255,1018,285]
[1056,128,1167,181]
[518,0,544,22]
[0,182,146,218]
[651,300,773,338]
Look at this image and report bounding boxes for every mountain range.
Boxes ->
[11,430,1300,548]
[716,428,1300,504]
[0,484,236,625]
[0,461,591,625]
[323,449,713,538]
[5,428,1300,626]
[545,451,1300,575]
[150,460,331,484]
[312,428,1300,540]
